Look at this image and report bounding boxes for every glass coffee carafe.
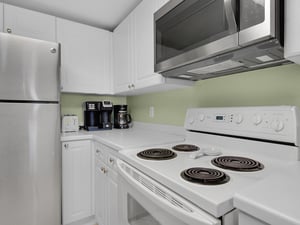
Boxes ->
[113,105,132,129]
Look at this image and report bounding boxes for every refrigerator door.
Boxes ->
[0,103,61,225]
[0,33,59,101]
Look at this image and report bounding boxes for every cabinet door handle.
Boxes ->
[6,28,12,33]
[96,149,100,153]
[128,84,131,89]
[131,84,135,88]
[64,143,69,149]
[50,48,57,54]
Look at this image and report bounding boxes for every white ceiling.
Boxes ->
[2,0,142,31]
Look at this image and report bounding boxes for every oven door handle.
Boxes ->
[117,160,220,225]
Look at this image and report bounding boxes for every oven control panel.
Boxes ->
[185,106,300,145]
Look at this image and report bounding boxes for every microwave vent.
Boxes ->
[187,60,244,74]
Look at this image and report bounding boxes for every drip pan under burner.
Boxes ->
[137,148,177,160]
[211,156,264,172]
[181,167,230,185]
[172,144,199,152]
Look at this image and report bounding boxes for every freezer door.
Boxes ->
[0,103,61,225]
[0,33,59,101]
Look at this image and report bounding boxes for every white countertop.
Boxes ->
[61,122,185,150]
[234,162,300,225]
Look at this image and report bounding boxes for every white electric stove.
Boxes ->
[117,106,300,225]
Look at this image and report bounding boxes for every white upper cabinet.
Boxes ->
[0,3,3,32]
[285,0,300,64]
[57,18,113,94]
[113,0,192,95]
[133,0,162,89]
[113,14,134,93]
[3,4,56,42]
[134,0,171,86]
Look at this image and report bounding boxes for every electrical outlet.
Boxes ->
[149,106,154,118]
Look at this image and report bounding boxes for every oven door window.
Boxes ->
[156,0,237,64]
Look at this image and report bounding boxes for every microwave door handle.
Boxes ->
[117,160,220,225]
[224,0,237,33]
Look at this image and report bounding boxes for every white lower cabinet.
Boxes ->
[95,142,119,225]
[62,140,94,225]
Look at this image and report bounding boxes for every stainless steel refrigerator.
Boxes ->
[0,33,61,225]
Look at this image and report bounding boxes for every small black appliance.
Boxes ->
[84,101,101,131]
[113,105,132,129]
[99,101,113,130]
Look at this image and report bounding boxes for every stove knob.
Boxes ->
[252,114,263,125]
[234,114,243,124]
[198,114,205,122]
[271,120,284,132]
[188,117,195,125]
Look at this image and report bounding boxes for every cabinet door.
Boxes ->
[62,140,93,225]
[57,18,113,94]
[133,0,164,90]
[95,160,107,225]
[0,3,3,32]
[3,4,56,41]
[113,14,134,93]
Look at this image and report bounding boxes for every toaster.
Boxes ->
[62,115,79,132]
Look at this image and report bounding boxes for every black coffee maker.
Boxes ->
[99,101,113,130]
[84,101,101,131]
[113,105,132,129]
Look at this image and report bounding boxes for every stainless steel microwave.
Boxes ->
[155,0,288,80]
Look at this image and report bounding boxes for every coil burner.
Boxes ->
[211,156,264,172]
[181,167,230,185]
[172,144,199,152]
[137,148,177,160]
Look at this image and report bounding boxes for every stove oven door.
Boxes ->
[117,160,221,225]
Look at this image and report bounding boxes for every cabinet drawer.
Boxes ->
[107,153,117,171]
[94,142,119,168]
[94,142,107,162]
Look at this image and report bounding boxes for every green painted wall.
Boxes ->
[127,64,300,126]
[61,94,126,124]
